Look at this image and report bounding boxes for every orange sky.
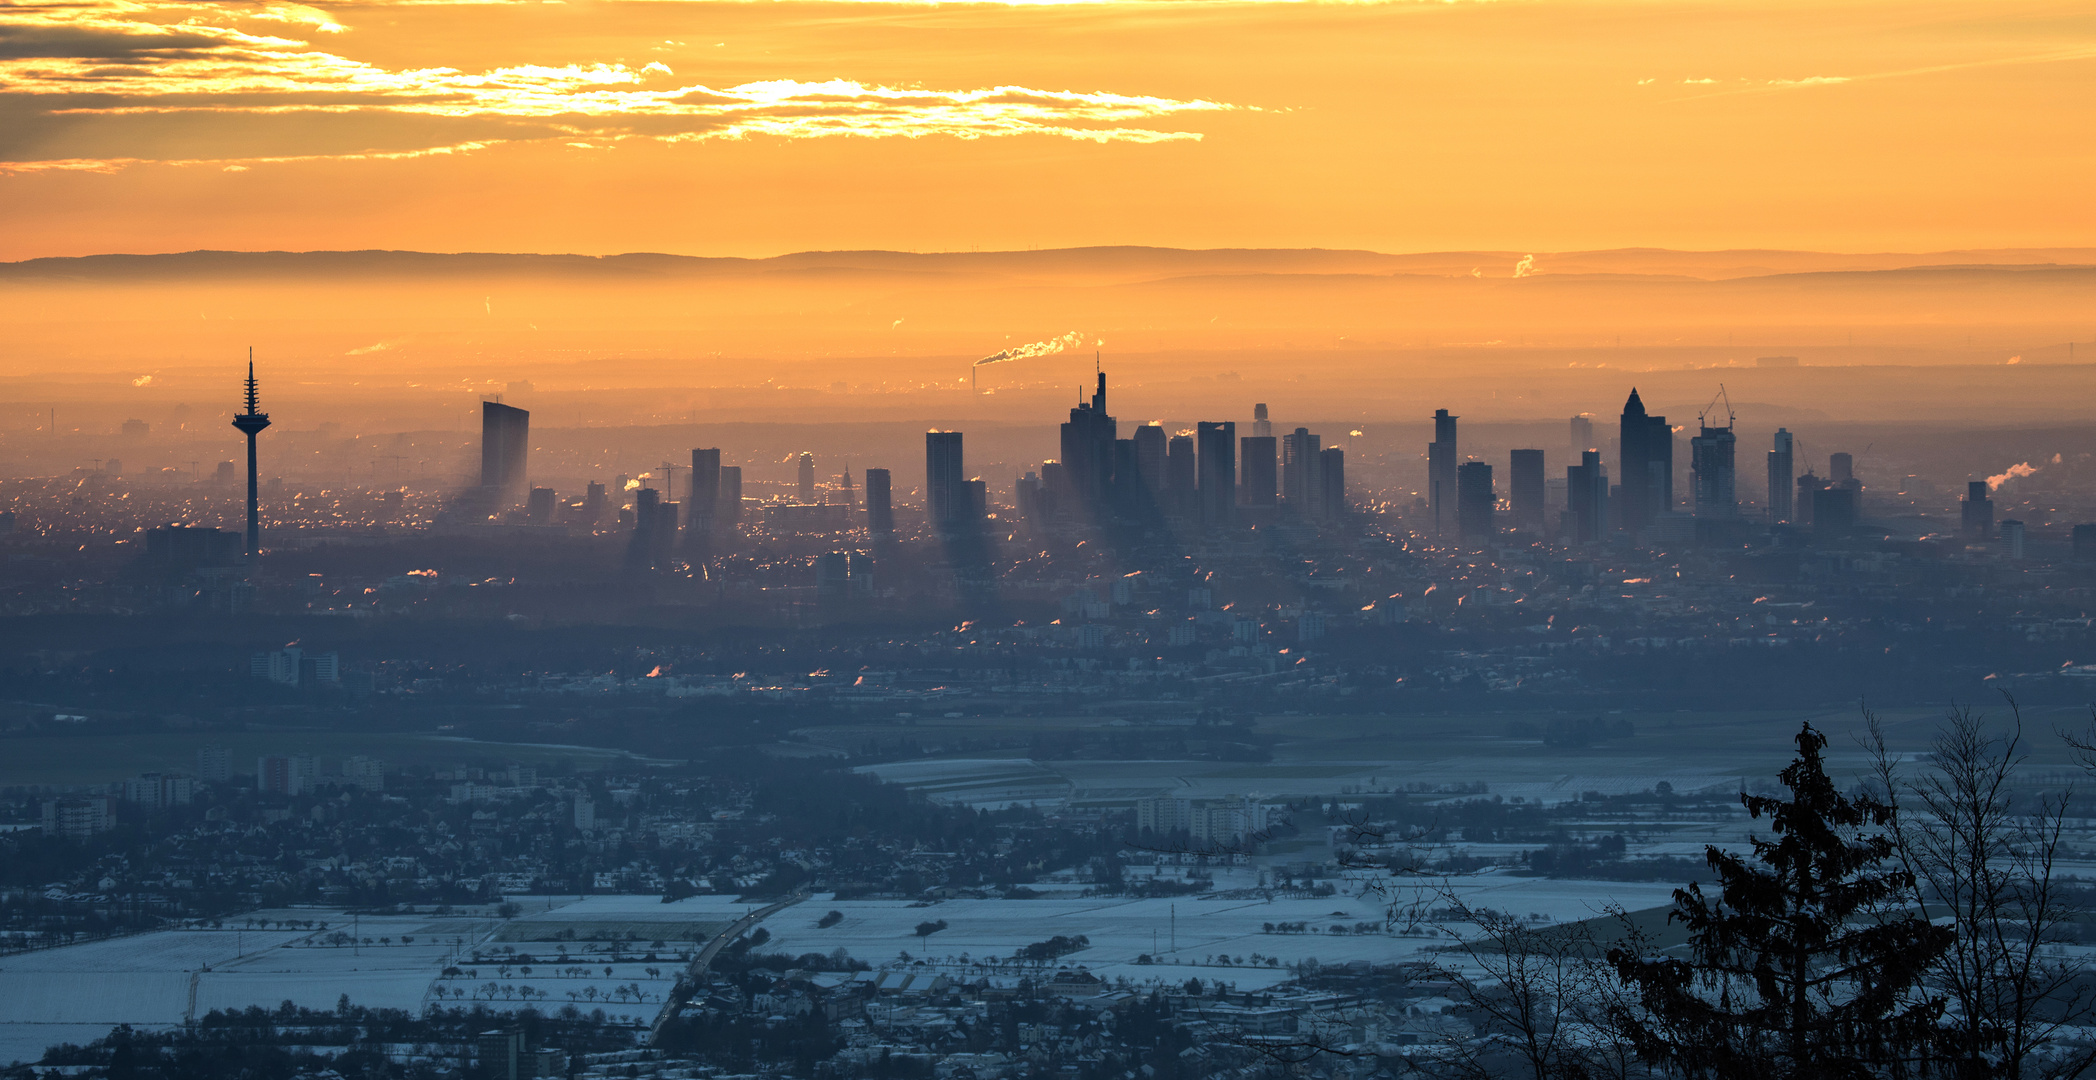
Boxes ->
[3,0,2094,259]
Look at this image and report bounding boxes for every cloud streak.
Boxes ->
[0,0,1240,170]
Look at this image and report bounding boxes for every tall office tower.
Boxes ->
[1565,450,1610,543]
[1133,424,1167,491]
[214,460,236,487]
[631,487,673,565]
[1165,433,1197,516]
[717,467,743,526]
[1570,414,1594,451]
[1318,447,1346,519]
[229,357,271,559]
[1509,449,1546,530]
[839,465,854,509]
[584,481,608,526]
[1282,428,1323,514]
[1059,372,1118,516]
[480,401,530,508]
[1456,461,1495,542]
[1961,480,1994,538]
[2001,519,2026,559]
[925,431,967,528]
[1239,436,1278,507]
[1767,428,1795,524]
[1795,472,1824,526]
[526,487,555,524]
[797,451,816,503]
[1829,452,1854,486]
[689,448,721,536]
[1813,486,1856,539]
[1428,409,1459,532]
[1195,421,1237,526]
[864,468,894,537]
[1617,389,1672,533]
[1251,403,1272,439]
[1690,420,1737,518]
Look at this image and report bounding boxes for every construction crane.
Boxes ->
[1698,384,1735,430]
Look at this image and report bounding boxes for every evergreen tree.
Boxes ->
[1609,723,1953,1079]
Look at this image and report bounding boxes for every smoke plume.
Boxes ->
[976,330,1087,367]
[1987,461,2039,490]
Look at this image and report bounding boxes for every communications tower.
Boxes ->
[230,352,271,560]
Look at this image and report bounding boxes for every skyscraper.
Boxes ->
[797,451,816,504]
[1251,403,1272,439]
[1617,389,1672,533]
[1767,428,1795,524]
[584,481,608,527]
[1961,480,1994,538]
[229,356,270,560]
[1165,433,1197,517]
[480,401,530,508]
[1509,449,1545,530]
[1456,461,1494,543]
[1132,424,1167,492]
[1196,421,1236,526]
[1565,450,1609,543]
[864,468,894,538]
[1689,417,1737,518]
[1059,372,1117,516]
[1569,414,1594,452]
[1829,452,1854,485]
[1318,447,1346,520]
[689,448,721,537]
[1282,428,1323,515]
[925,431,967,528]
[1428,410,1458,533]
[718,467,743,526]
[1239,436,1277,508]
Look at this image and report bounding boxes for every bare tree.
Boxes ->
[1869,697,2096,1080]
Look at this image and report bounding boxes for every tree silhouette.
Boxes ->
[1610,722,1953,1079]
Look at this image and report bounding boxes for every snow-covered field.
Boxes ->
[764,873,1679,992]
[0,877,1683,1065]
[0,898,738,1066]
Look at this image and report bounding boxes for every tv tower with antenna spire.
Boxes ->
[230,349,271,561]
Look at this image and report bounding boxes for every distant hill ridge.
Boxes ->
[6,245,2096,285]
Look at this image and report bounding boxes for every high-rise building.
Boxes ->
[1165,434,1197,517]
[1251,403,1272,439]
[2000,519,2026,559]
[1565,450,1609,543]
[198,745,231,783]
[1239,436,1278,507]
[257,754,317,796]
[689,449,721,536]
[839,464,854,509]
[718,467,743,526]
[1428,410,1458,533]
[1059,373,1117,516]
[1813,486,1856,540]
[480,401,530,508]
[1767,429,1795,524]
[1569,414,1594,451]
[1961,480,1994,538]
[1796,472,1825,526]
[1132,424,1167,492]
[525,487,555,524]
[1829,452,1854,485]
[1282,428,1323,515]
[122,773,195,808]
[1319,447,1346,519]
[1509,449,1546,530]
[1617,389,1672,533]
[864,468,894,537]
[229,357,271,559]
[797,452,816,504]
[1689,417,1737,518]
[925,431,968,528]
[1456,461,1495,542]
[2072,523,2096,562]
[1196,421,1236,526]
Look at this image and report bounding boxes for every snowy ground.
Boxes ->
[0,898,739,1066]
[764,872,1680,993]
